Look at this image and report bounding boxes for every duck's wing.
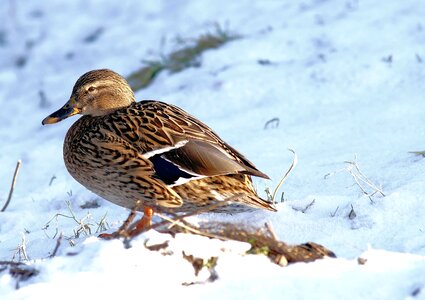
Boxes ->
[111,101,269,184]
[77,118,183,208]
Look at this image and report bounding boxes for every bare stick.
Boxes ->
[154,212,231,240]
[1,160,22,212]
[49,233,63,258]
[272,149,297,204]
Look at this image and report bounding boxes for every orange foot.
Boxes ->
[99,207,153,239]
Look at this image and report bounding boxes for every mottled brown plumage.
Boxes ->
[42,69,276,214]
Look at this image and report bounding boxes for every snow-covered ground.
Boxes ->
[1,0,425,298]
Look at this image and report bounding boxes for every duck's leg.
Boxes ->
[98,203,153,239]
[98,210,137,239]
[128,206,153,236]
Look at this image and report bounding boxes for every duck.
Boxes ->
[42,69,276,234]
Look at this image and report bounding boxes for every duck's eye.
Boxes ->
[87,86,96,93]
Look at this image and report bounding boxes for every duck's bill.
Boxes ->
[42,104,80,125]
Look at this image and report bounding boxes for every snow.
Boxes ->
[1,0,425,299]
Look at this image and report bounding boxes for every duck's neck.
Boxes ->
[83,97,135,116]
[89,105,130,116]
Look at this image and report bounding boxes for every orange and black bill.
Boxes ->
[42,98,80,125]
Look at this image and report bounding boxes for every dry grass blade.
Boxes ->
[346,159,385,197]
[12,234,29,262]
[1,160,21,212]
[344,156,385,202]
[410,151,425,156]
[325,155,384,203]
[43,200,94,239]
[271,149,297,204]
[127,24,240,91]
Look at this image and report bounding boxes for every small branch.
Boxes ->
[155,212,230,240]
[49,233,63,258]
[1,160,22,212]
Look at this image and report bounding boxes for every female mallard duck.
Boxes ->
[42,69,276,233]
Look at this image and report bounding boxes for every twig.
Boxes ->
[49,233,63,258]
[1,160,21,212]
[154,212,231,240]
[271,149,297,204]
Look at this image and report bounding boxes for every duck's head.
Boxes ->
[42,69,135,125]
